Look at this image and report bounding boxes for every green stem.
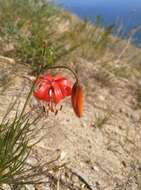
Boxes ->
[18,84,35,122]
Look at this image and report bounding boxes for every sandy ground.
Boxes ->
[0,57,141,190]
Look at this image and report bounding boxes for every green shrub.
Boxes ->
[0,0,58,73]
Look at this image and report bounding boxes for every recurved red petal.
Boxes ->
[41,73,53,81]
[54,75,65,81]
[54,75,72,97]
[59,79,72,96]
[33,82,50,101]
[52,82,64,104]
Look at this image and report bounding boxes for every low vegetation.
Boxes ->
[0,0,117,74]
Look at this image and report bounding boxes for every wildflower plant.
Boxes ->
[0,64,84,188]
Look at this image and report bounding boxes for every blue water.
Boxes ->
[55,0,141,46]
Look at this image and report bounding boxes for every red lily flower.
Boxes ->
[33,73,72,112]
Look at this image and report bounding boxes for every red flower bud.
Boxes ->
[71,82,84,117]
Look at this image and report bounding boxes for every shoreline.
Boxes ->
[54,0,141,48]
